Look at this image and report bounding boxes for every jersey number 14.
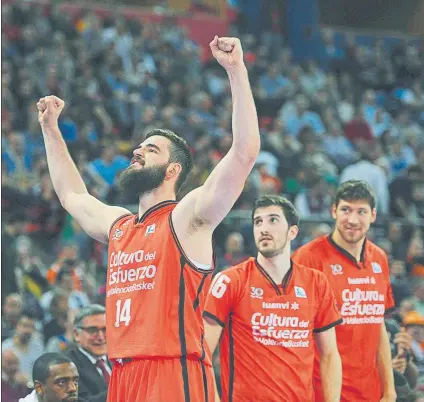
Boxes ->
[115,299,131,327]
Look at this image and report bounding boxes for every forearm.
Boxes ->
[228,66,260,160]
[320,351,342,402]
[377,325,396,398]
[42,125,88,204]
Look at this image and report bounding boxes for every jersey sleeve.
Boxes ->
[314,272,343,333]
[203,269,243,327]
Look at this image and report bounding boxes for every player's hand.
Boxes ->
[392,354,407,374]
[37,95,65,128]
[210,36,244,71]
[394,328,412,354]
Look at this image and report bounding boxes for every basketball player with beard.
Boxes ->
[293,180,396,402]
[37,36,260,402]
[203,196,342,402]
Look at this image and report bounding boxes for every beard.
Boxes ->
[118,163,168,203]
[337,224,366,245]
[256,236,288,258]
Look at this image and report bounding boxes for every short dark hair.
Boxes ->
[252,195,300,227]
[73,304,105,328]
[335,180,376,209]
[18,310,37,323]
[33,353,73,383]
[145,129,193,194]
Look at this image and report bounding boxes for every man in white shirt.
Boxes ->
[66,305,109,402]
[340,151,389,214]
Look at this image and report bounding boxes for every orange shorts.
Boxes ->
[107,357,214,402]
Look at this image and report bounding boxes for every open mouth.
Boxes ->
[131,158,144,167]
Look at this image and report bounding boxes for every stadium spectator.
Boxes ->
[66,305,109,402]
[19,353,80,402]
[2,312,44,379]
[2,349,32,402]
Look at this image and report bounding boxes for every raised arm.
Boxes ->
[37,96,130,243]
[174,37,260,231]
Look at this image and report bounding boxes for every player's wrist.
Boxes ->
[226,63,248,78]
[41,122,60,132]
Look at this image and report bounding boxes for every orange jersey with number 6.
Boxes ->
[106,201,214,364]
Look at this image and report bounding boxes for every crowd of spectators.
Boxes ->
[2,0,424,400]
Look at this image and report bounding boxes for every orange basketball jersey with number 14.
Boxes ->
[106,201,214,364]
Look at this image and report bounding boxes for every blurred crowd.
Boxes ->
[1,0,424,400]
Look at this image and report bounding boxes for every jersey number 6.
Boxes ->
[209,273,231,299]
[115,299,131,327]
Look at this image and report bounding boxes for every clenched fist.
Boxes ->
[37,95,65,128]
[210,36,244,71]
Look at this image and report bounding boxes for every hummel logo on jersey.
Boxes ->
[372,262,382,274]
[250,287,264,299]
[112,229,123,241]
[294,286,307,298]
[145,224,156,236]
[331,264,343,275]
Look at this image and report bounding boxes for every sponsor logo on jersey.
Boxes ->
[294,286,307,298]
[145,224,156,236]
[112,229,123,240]
[348,276,376,285]
[372,262,382,274]
[340,287,386,325]
[331,264,343,275]
[250,287,264,299]
[261,301,300,310]
[251,312,311,348]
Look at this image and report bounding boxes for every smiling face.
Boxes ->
[74,314,107,357]
[253,205,298,258]
[332,199,376,245]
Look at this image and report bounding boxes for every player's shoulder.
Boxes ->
[366,239,389,261]
[295,235,330,254]
[109,213,134,238]
[292,260,328,283]
[220,257,255,280]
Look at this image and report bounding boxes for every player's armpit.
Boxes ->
[62,192,131,243]
[188,147,257,230]
[203,317,224,355]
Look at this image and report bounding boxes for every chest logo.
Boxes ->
[331,264,343,275]
[294,286,307,298]
[250,287,264,299]
[112,229,123,241]
[372,262,382,274]
[145,224,156,236]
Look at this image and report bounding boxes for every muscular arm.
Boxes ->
[314,328,342,402]
[377,322,396,401]
[173,38,260,235]
[204,318,224,402]
[39,97,130,243]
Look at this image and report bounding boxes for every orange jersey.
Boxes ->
[292,235,395,402]
[106,201,214,366]
[203,257,342,402]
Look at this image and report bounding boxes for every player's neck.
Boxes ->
[138,188,176,217]
[331,229,365,262]
[257,246,291,284]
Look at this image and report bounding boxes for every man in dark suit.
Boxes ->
[66,305,109,402]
